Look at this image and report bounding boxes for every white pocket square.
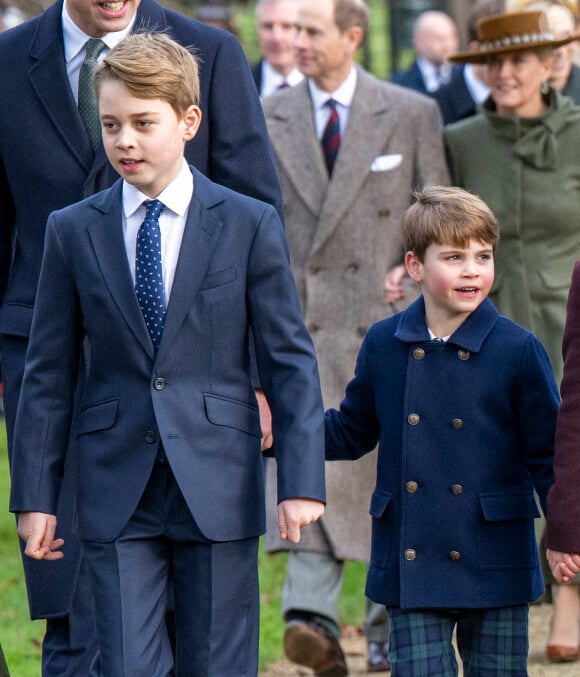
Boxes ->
[371,154,403,172]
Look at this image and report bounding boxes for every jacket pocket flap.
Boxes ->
[538,266,574,291]
[200,267,236,291]
[479,492,540,522]
[204,393,261,437]
[0,303,34,337]
[78,399,119,434]
[369,490,392,518]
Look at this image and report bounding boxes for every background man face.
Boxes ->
[413,10,459,66]
[257,0,299,76]
[65,0,141,37]
[546,4,577,90]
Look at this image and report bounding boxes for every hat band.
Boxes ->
[480,31,555,52]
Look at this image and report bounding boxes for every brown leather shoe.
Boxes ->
[284,617,348,676]
[546,644,580,662]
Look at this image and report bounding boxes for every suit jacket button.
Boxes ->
[145,431,157,443]
[308,323,320,334]
[404,549,417,561]
[449,550,461,561]
[451,484,463,495]
[458,349,470,361]
[408,413,420,425]
[413,348,425,360]
[406,481,419,493]
[154,377,165,390]
[452,418,463,429]
[357,326,367,338]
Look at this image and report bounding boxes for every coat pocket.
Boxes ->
[78,398,119,435]
[368,489,393,569]
[203,393,261,437]
[478,492,540,569]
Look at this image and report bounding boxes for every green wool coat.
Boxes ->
[445,91,580,382]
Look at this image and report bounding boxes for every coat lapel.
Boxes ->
[266,81,328,218]
[310,68,396,255]
[158,170,225,357]
[88,182,155,357]
[28,2,93,172]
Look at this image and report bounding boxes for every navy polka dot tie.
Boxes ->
[135,199,166,350]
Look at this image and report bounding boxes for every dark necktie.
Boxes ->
[278,80,290,90]
[135,200,166,350]
[321,99,341,176]
[78,38,106,148]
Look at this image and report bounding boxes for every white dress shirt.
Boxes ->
[260,60,303,98]
[308,66,357,140]
[123,159,193,302]
[417,56,453,93]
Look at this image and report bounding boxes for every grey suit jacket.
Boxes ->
[263,68,450,560]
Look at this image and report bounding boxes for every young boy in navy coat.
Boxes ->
[325,186,559,675]
[9,33,325,676]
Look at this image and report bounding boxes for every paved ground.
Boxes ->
[260,603,579,676]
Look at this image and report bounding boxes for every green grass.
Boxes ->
[0,428,368,673]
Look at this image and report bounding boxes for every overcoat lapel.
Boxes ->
[88,183,155,357]
[28,2,93,172]
[310,69,396,255]
[267,81,328,218]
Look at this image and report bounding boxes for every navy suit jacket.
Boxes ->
[391,60,428,94]
[433,65,478,126]
[10,167,325,543]
[0,0,282,618]
[251,59,263,94]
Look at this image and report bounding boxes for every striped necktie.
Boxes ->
[321,99,341,176]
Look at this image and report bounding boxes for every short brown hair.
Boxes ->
[402,186,500,261]
[334,0,369,38]
[94,32,200,116]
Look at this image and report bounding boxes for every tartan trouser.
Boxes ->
[387,605,529,677]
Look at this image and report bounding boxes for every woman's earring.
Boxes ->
[541,81,551,96]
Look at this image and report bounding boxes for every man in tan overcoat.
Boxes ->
[262,0,450,674]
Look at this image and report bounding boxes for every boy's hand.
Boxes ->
[255,389,273,451]
[277,498,325,544]
[547,548,580,583]
[17,511,64,561]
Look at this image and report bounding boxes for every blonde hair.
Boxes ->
[402,186,500,261]
[94,32,200,115]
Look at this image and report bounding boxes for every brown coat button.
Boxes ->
[458,350,470,361]
[413,348,425,360]
[406,481,419,494]
[452,418,463,429]
[404,549,417,561]
[451,484,463,495]
[408,413,420,425]
[449,551,461,561]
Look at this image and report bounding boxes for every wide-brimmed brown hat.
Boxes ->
[449,10,577,63]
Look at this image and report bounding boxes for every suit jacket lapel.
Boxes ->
[29,1,93,172]
[88,182,155,357]
[267,81,328,218]
[311,69,396,255]
[158,169,224,357]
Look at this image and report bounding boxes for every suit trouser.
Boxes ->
[282,523,390,642]
[83,460,260,677]
[1,334,98,677]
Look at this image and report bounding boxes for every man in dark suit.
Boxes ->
[10,32,325,674]
[0,0,282,674]
[251,0,303,96]
[391,10,460,95]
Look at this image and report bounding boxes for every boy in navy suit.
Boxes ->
[9,33,325,676]
[325,186,559,675]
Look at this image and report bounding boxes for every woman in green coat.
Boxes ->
[445,8,580,664]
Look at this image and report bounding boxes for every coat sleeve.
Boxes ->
[246,205,325,504]
[9,215,82,515]
[204,32,284,223]
[547,260,580,551]
[325,330,381,461]
[413,96,451,189]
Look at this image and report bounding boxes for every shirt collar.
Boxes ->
[123,159,194,219]
[308,66,357,111]
[62,1,136,64]
[262,60,303,88]
[395,296,499,352]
